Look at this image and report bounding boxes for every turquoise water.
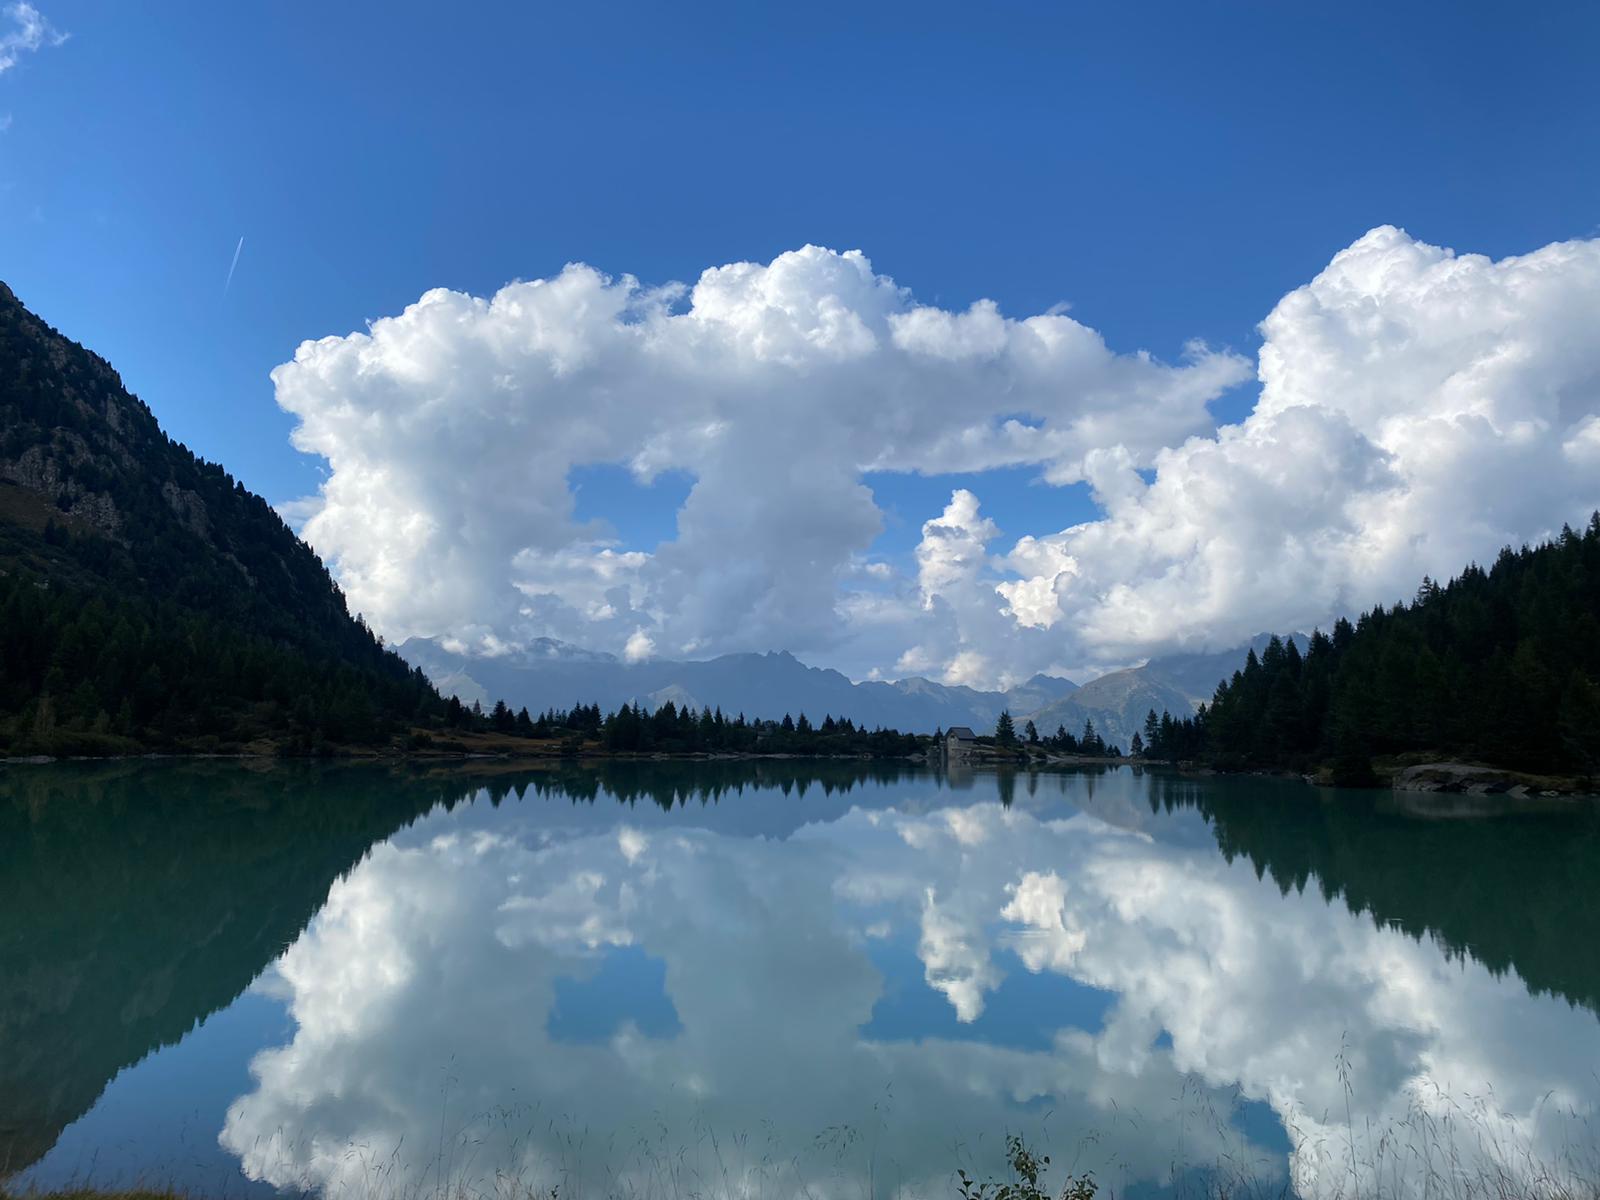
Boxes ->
[3,761,1598,1200]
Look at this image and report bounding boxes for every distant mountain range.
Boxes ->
[1025,634,1301,749]
[401,638,1079,736]
[401,634,1294,752]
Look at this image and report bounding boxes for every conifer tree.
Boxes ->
[995,710,1017,746]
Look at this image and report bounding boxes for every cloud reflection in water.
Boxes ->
[219,773,1600,1200]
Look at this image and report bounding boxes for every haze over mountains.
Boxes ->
[401,635,1291,751]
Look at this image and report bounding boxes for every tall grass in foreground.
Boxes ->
[7,1080,1600,1200]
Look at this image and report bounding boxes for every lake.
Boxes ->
[3,760,1598,1200]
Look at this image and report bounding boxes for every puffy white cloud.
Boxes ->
[890,489,1020,687]
[281,228,1600,685]
[915,489,998,599]
[998,227,1600,660]
[0,3,64,75]
[889,487,1100,687]
[276,246,1246,673]
[622,627,655,663]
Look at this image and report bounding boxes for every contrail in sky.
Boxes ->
[224,236,244,294]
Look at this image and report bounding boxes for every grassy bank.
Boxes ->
[8,1125,1600,1200]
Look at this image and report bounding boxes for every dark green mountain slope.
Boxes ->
[1143,520,1600,779]
[0,282,445,754]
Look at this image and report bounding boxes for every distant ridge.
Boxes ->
[401,638,1077,735]
[400,636,1288,749]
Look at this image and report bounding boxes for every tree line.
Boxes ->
[1134,517,1600,782]
[965,710,1123,756]
[0,539,447,756]
[431,695,924,758]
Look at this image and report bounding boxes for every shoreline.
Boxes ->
[6,748,1596,806]
[0,748,1129,767]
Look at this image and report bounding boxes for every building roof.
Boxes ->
[946,726,977,740]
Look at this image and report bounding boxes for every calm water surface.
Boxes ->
[3,761,1599,1200]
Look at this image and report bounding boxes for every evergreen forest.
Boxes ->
[1138,519,1600,782]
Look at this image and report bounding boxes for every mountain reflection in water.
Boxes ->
[3,761,1598,1200]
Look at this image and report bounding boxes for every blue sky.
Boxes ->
[4,1,1600,679]
[7,1,1596,506]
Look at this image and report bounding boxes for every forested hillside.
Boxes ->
[0,282,446,755]
[1142,521,1600,781]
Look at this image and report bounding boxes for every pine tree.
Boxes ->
[490,699,513,732]
[995,710,1017,746]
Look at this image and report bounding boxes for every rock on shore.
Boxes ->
[1393,761,1569,799]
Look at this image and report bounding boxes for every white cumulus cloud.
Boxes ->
[999,226,1600,662]
[278,228,1600,686]
[277,246,1246,675]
